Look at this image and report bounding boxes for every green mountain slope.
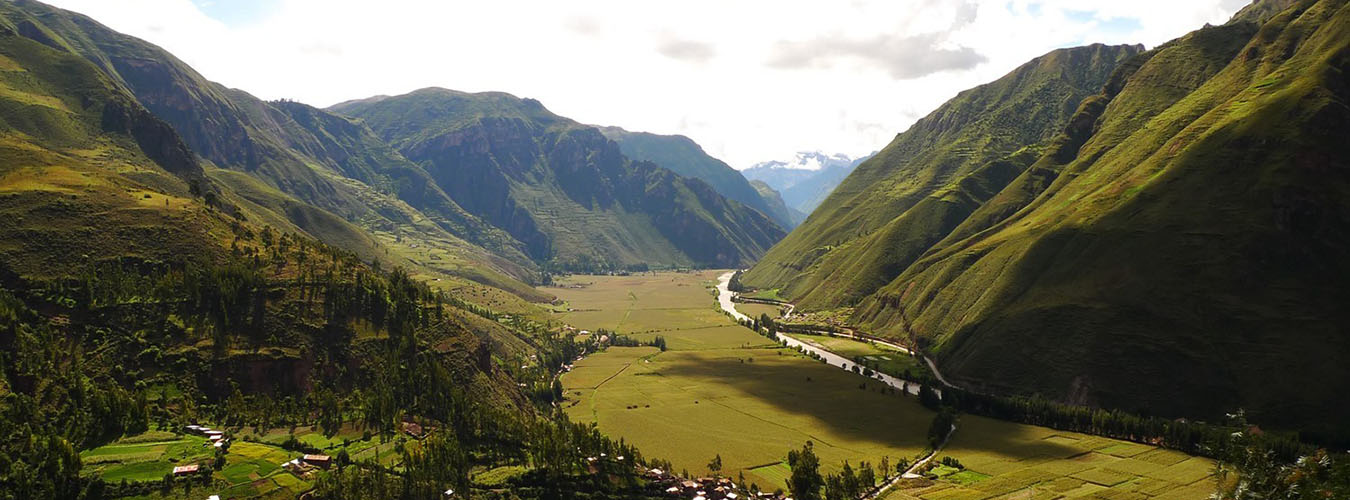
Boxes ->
[0,18,664,498]
[750,180,806,225]
[742,0,1348,438]
[744,43,1144,308]
[0,6,530,429]
[849,0,1350,438]
[0,0,545,300]
[333,88,786,271]
[599,126,797,228]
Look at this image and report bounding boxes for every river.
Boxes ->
[715,271,928,397]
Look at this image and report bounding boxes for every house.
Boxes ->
[204,430,224,438]
[665,486,681,495]
[303,454,332,469]
[282,458,304,473]
[402,421,425,438]
[208,435,224,442]
[172,465,199,476]
[442,488,455,498]
[208,496,220,500]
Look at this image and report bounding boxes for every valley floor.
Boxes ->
[549,270,1216,499]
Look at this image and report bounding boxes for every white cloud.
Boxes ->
[44,0,1246,168]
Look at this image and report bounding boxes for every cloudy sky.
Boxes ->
[46,0,1250,169]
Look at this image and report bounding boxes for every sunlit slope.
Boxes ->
[855,0,1350,438]
[744,43,1143,309]
[0,0,544,296]
[0,15,528,412]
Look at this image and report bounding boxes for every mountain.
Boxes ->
[0,0,548,302]
[742,152,872,214]
[744,43,1144,308]
[599,127,797,228]
[750,180,807,225]
[0,11,551,495]
[748,0,1350,438]
[332,88,786,271]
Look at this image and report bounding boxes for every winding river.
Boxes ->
[715,271,930,396]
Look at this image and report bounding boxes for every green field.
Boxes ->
[880,416,1215,500]
[556,271,936,490]
[736,302,785,320]
[793,333,931,380]
[79,426,338,498]
[554,271,1213,499]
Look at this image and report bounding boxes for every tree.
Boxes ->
[859,462,876,493]
[840,461,859,499]
[708,454,723,475]
[787,441,824,500]
[928,407,957,448]
[918,383,941,410]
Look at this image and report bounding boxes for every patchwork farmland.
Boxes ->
[551,271,1214,498]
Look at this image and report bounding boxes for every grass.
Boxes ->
[883,415,1215,500]
[554,271,1215,498]
[557,271,935,490]
[736,302,784,320]
[79,428,317,498]
[792,332,931,380]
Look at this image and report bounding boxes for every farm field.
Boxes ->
[793,332,932,381]
[880,415,1216,500]
[552,271,1214,499]
[737,302,785,320]
[554,271,936,490]
[78,423,411,499]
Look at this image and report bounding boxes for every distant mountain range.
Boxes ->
[746,0,1350,441]
[742,152,874,216]
[0,0,784,286]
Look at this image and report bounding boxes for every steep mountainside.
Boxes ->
[853,0,1350,438]
[0,0,544,299]
[744,43,1144,308]
[755,0,1350,438]
[333,88,785,271]
[750,180,806,225]
[0,9,531,474]
[599,127,797,228]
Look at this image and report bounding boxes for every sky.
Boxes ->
[45,0,1251,169]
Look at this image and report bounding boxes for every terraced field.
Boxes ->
[882,416,1216,500]
[78,424,411,498]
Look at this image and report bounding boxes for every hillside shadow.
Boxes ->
[655,351,1081,459]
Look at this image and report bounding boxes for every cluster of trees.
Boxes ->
[928,384,1313,463]
[313,411,655,499]
[0,219,631,498]
[727,271,745,292]
[786,442,906,500]
[0,289,149,499]
[609,334,668,351]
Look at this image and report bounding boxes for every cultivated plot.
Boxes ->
[882,415,1216,500]
[556,271,934,490]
